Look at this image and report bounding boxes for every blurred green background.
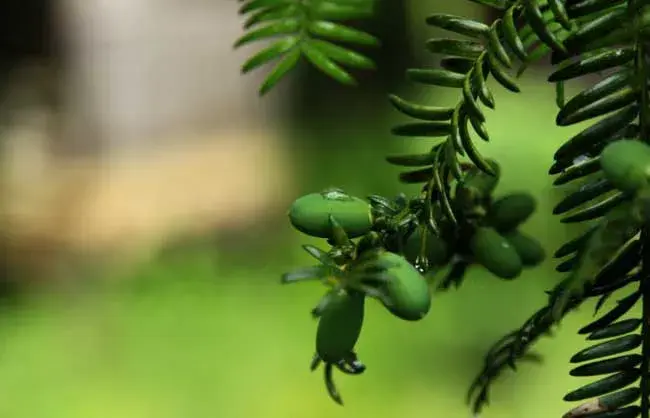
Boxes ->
[0,1,637,418]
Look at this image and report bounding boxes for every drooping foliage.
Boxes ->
[237,1,650,416]
[235,0,379,95]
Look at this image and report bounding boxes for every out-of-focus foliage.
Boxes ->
[0,76,604,418]
[235,0,380,95]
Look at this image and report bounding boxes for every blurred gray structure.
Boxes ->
[0,1,294,278]
[56,0,284,154]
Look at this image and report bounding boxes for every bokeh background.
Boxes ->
[0,1,630,417]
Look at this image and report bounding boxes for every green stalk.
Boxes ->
[634,2,650,418]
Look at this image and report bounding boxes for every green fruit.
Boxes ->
[316,290,365,364]
[289,188,373,238]
[402,229,449,267]
[601,140,650,193]
[503,230,545,267]
[487,192,536,232]
[375,252,431,321]
[470,227,523,279]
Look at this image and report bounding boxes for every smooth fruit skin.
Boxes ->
[402,229,449,267]
[376,252,431,321]
[502,230,545,267]
[601,140,650,194]
[487,192,536,232]
[289,189,373,238]
[316,289,365,364]
[470,227,523,279]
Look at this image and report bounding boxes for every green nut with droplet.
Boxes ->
[316,289,365,364]
[288,188,373,238]
[502,230,545,267]
[402,228,450,267]
[486,192,536,232]
[373,251,431,321]
[470,227,523,279]
[601,140,650,194]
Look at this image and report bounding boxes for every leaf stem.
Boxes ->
[634,9,650,417]
[640,229,650,418]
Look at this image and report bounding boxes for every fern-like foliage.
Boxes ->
[469,1,650,417]
[469,249,642,413]
[386,0,579,233]
[235,0,380,95]
[246,0,650,415]
[546,2,649,417]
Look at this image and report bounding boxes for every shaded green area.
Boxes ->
[0,74,637,418]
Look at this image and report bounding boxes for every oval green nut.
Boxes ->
[487,192,537,232]
[316,289,365,363]
[375,252,431,321]
[402,229,450,267]
[289,188,373,238]
[502,230,545,267]
[470,227,523,279]
[601,140,650,194]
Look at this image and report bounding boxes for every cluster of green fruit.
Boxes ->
[450,163,545,280]
[283,188,431,404]
[282,162,545,405]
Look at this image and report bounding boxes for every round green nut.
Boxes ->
[402,229,449,267]
[502,230,545,267]
[600,140,650,194]
[470,227,523,280]
[375,251,431,321]
[288,188,373,239]
[486,192,536,232]
[316,289,365,364]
